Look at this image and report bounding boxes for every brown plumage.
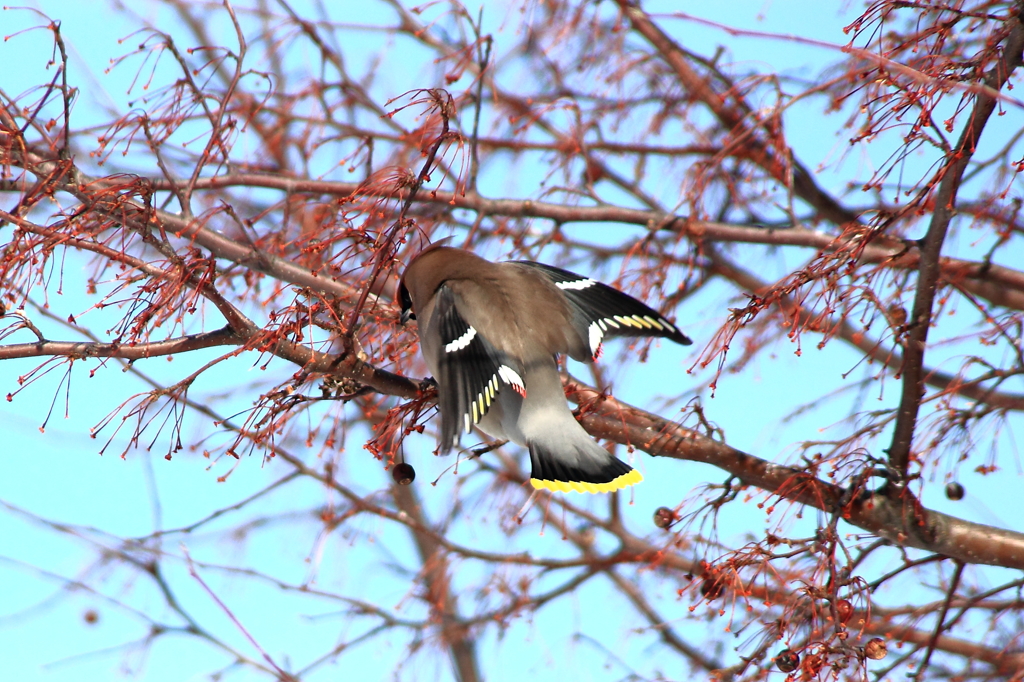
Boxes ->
[399,246,691,493]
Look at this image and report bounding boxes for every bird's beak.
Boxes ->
[400,308,416,325]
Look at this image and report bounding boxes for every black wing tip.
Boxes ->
[652,317,692,346]
[672,328,694,346]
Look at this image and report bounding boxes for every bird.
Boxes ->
[398,245,691,493]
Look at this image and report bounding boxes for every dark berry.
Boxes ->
[653,506,676,529]
[945,481,965,500]
[775,649,799,673]
[392,462,415,485]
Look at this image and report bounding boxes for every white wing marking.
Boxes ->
[445,326,477,353]
[556,278,597,291]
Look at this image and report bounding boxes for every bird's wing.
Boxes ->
[513,261,692,360]
[431,284,526,451]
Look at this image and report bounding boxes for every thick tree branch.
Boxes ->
[888,5,1024,477]
[567,381,1024,571]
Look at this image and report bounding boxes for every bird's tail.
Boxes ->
[527,437,642,494]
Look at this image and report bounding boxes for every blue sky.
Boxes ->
[2,1,1022,681]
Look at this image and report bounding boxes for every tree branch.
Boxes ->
[145,175,1024,312]
[392,483,481,682]
[888,4,1024,477]
[0,326,241,361]
[615,0,860,227]
[567,381,1024,571]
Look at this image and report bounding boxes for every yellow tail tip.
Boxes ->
[530,468,643,494]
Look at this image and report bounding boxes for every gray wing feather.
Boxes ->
[513,261,691,360]
[431,284,525,452]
